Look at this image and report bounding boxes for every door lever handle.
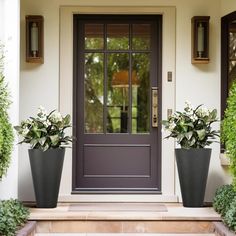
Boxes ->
[152,87,158,127]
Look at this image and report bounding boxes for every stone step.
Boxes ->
[29,203,220,234]
[35,220,216,234]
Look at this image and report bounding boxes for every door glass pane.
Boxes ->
[84,53,104,133]
[132,24,151,50]
[85,24,104,50]
[107,53,129,133]
[107,24,129,50]
[132,53,150,133]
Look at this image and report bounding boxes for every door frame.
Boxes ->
[73,14,162,193]
[59,6,176,202]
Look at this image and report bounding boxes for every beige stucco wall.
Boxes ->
[20,0,233,202]
[221,0,236,16]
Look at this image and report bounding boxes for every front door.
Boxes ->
[73,15,162,192]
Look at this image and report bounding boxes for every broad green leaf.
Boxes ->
[189,137,196,147]
[197,129,206,140]
[39,128,47,133]
[30,139,38,148]
[210,109,217,120]
[177,133,185,143]
[185,131,193,140]
[42,143,49,151]
[50,135,59,145]
[39,137,46,146]
[63,114,71,126]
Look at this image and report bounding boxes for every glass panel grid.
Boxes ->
[83,22,153,134]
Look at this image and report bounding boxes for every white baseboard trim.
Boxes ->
[58,194,179,203]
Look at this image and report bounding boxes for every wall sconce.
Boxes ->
[26,15,44,63]
[191,16,210,64]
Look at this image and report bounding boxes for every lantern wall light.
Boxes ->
[26,15,44,63]
[191,16,210,64]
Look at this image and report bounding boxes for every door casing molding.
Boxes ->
[59,6,176,202]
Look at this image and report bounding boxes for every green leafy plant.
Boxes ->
[0,199,29,236]
[221,80,236,187]
[162,101,219,149]
[223,196,236,232]
[213,184,236,216]
[0,43,14,179]
[14,106,72,151]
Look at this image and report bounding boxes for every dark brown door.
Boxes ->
[73,15,162,192]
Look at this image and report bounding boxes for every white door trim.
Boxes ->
[59,6,176,202]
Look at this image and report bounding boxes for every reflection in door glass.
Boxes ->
[107,53,129,133]
[132,24,151,50]
[132,53,150,133]
[84,53,104,133]
[107,24,129,50]
[85,24,104,50]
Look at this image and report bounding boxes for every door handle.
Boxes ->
[152,87,158,127]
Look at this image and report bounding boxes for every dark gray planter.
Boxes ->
[28,148,65,208]
[175,148,211,207]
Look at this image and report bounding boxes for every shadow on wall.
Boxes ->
[206,169,231,201]
[18,149,35,201]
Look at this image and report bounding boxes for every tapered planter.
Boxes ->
[28,148,65,208]
[175,148,211,207]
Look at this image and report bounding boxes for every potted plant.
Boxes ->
[162,102,219,207]
[15,106,72,208]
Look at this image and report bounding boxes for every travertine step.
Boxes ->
[29,203,220,234]
[35,221,215,234]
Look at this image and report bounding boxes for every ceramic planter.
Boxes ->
[28,148,65,208]
[175,148,211,207]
